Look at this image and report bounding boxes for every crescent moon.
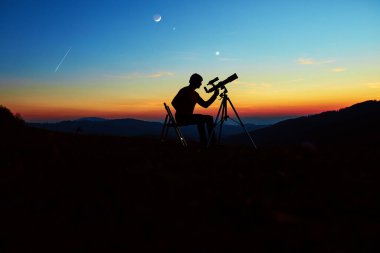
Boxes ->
[153,14,161,22]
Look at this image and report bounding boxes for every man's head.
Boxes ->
[189,73,203,89]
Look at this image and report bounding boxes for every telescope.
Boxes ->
[204,73,238,93]
[208,77,219,85]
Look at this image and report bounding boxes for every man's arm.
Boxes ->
[197,89,219,108]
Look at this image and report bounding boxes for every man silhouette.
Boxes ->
[172,73,219,148]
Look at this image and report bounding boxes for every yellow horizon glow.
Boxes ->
[1,65,379,122]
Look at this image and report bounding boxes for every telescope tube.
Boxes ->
[205,73,238,93]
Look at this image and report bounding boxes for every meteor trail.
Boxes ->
[55,47,71,72]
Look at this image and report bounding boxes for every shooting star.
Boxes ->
[55,47,72,72]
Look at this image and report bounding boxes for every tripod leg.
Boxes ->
[227,97,257,149]
[207,97,224,148]
[213,98,224,126]
[218,98,227,144]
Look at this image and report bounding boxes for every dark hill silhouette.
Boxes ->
[76,117,107,122]
[0,104,24,127]
[227,100,380,147]
[29,118,163,137]
[29,118,266,140]
[1,103,379,252]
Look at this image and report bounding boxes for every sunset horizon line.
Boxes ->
[5,99,376,125]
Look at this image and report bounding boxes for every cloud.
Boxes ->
[298,57,315,65]
[147,72,175,78]
[297,57,335,65]
[332,67,346,73]
[105,72,175,80]
[235,80,272,89]
[283,78,304,84]
[172,51,200,61]
[368,82,380,89]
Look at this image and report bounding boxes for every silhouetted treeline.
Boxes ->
[0,105,24,128]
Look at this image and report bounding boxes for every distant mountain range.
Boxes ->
[28,117,267,141]
[76,117,108,122]
[18,100,380,146]
[29,118,164,137]
[227,100,380,147]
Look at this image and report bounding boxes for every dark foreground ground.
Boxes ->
[1,124,380,252]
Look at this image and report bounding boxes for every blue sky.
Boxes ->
[2,0,379,77]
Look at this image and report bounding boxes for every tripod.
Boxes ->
[208,88,257,149]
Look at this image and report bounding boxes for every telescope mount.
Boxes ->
[208,87,257,149]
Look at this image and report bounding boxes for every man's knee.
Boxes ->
[204,115,213,124]
[199,114,211,120]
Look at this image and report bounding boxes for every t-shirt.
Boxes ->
[171,86,200,117]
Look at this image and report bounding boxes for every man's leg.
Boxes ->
[192,115,207,147]
[191,114,215,147]
[204,115,216,145]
